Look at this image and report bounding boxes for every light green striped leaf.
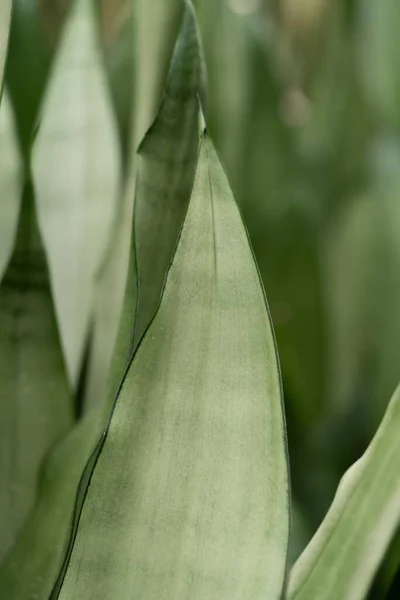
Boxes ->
[0,184,74,563]
[287,383,400,600]
[53,127,289,600]
[0,0,12,93]
[0,89,23,281]
[84,0,205,412]
[32,0,121,387]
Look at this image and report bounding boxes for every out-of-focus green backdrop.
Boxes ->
[5,0,400,595]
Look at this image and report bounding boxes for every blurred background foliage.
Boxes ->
[2,0,400,596]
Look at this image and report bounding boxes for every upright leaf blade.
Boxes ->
[84,0,205,411]
[287,384,400,600]
[54,129,289,600]
[0,184,74,562]
[134,0,205,346]
[32,0,121,386]
[0,0,12,93]
[0,89,23,281]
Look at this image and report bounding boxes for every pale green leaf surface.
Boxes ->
[0,89,23,281]
[84,0,205,411]
[287,384,400,600]
[54,132,289,600]
[0,409,102,600]
[133,0,205,346]
[32,0,121,386]
[0,185,74,563]
[0,0,11,92]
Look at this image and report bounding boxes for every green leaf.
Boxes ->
[84,0,205,411]
[32,0,121,387]
[83,178,136,414]
[0,89,23,281]
[323,143,400,438]
[0,183,74,563]
[133,0,205,347]
[52,129,289,600]
[0,0,12,94]
[132,0,185,147]
[0,409,102,599]
[287,383,400,600]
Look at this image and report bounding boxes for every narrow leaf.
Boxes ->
[0,89,23,281]
[53,129,289,600]
[287,384,400,600]
[0,184,74,562]
[32,0,121,386]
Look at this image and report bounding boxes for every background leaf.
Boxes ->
[5,0,50,158]
[287,383,400,600]
[84,0,205,412]
[0,408,101,600]
[32,0,121,387]
[132,0,184,147]
[133,0,205,347]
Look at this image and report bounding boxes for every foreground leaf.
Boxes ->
[32,0,121,387]
[0,184,74,562]
[287,383,400,600]
[0,89,23,281]
[53,130,289,600]
[0,0,12,93]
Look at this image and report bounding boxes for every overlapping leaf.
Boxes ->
[287,383,400,600]
[52,125,289,600]
[84,0,205,411]
[0,184,74,563]
[32,0,121,387]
